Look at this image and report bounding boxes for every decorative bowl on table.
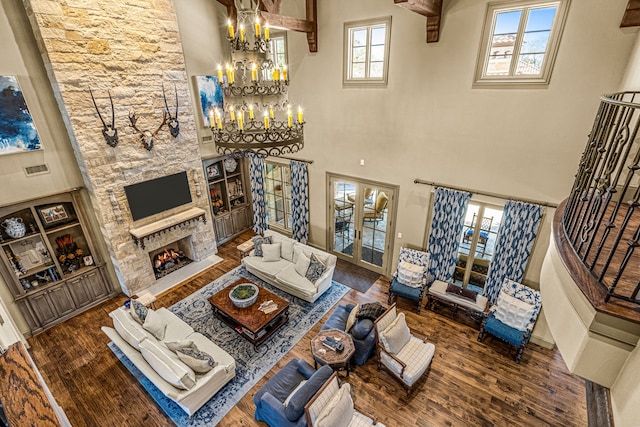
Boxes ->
[229,283,259,308]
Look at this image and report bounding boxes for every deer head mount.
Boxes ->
[128,110,168,151]
[89,88,119,147]
[163,83,180,138]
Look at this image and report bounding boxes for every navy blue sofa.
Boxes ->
[321,303,377,366]
[254,359,333,427]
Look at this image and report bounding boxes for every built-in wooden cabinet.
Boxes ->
[0,190,115,335]
[203,156,252,244]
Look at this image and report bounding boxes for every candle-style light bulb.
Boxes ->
[263,112,270,130]
[229,106,235,121]
[249,105,255,120]
[283,65,288,81]
[287,108,292,128]
[251,63,257,82]
[239,24,245,42]
[269,105,275,119]
[264,23,270,40]
[227,19,234,38]
[208,109,214,127]
[255,17,261,38]
[297,106,303,124]
[217,64,223,83]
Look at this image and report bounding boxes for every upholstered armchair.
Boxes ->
[305,372,386,426]
[254,359,334,427]
[387,247,431,313]
[477,279,542,363]
[321,303,379,365]
[374,304,435,395]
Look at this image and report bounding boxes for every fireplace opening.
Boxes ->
[148,236,194,280]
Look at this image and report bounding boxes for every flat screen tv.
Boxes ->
[124,171,192,221]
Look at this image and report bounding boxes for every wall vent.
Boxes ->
[24,164,50,176]
[201,135,213,143]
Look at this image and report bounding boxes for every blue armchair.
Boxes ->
[254,359,333,427]
[387,247,431,314]
[321,303,377,365]
[477,279,542,363]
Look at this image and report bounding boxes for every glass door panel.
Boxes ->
[359,187,388,268]
[332,181,356,259]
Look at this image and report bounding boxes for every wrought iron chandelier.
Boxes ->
[210,0,305,157]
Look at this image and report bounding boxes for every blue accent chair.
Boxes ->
[254,359,333,427]
[477,279,542,363]
[387,247,431,314]
[321,303,377,365]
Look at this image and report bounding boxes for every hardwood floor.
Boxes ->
[27,230,588,426]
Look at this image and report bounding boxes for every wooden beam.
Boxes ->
[306,0,318,52]
[394,0,443,43]
[394,0,441,17]
[621,0,640,27]
[260,11,313,33]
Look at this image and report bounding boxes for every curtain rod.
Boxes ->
[267,155,314,164]
[413,178,558,208]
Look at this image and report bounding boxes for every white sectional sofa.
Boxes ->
[242,230,337,303]
[102,306,236,417]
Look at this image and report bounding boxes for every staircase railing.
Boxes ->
[563,92,640,307]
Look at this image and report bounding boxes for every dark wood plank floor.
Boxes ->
[26,230,588,426]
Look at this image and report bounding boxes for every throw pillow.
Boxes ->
[494,292,536,331]
[283,380,307,407]
[380,312,411,354]
[280,241,295,262]
[284,365,333,422]
[143,309,167,340]
[252,236,273,257]
[305,253,326,283]
[129,299,148,324]
[397,260,427,288]
[345,304,359,332]
[356,302,386,321]
[445,283,478,302]
[262,242,282,262]
[112,308,148,350]
[176,347,217,373]
[294,251,311,277]
[350,318,374,340]
[164,340,196,352]
[139,339,196,390]
[315,383,354,427]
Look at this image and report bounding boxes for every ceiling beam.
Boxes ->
[394,0,443,43]
[621,0,640,27]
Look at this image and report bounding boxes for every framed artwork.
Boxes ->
[83,255,94,266]
[0,76,42,155]
[194,75,224,128]
[207,163,221,180]
[39,205,69,224]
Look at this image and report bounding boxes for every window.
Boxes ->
[474,0,570,87]
[454,203,504,291]
[264,162,292,231]
[343,16,391,87]
[268,33,288,69]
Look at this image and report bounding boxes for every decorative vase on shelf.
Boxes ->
[2,218,26,239]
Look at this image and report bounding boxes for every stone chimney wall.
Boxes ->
[23,0,217,295]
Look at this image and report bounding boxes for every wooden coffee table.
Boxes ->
[310,329,355,376]
[209,279,289,348]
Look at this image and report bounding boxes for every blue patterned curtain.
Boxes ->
[248,153,267,234]
[289,160,309,243]
[427,187,472,282]
[483,200,543,303]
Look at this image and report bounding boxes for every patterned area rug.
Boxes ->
[108,265,348,426]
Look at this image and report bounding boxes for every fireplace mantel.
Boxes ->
[129,207,207,249]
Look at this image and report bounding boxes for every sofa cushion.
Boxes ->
[305,253,327,283]
[284,365,333,421]
[130,299,148,324]
[345,304,359,332]
[397,260,426,288]
[380,337,435,386]
[139,339,196,390]
[283,379,307,407]
[164,340,196,352]
[280,240,295,262]
[262,242,282,262]
[143,309,167,340]
[253,236,273,257]
[176,347,217,373]
[351,318,374,340]
[380,312,411,354]
[357,302,386,321]
[316,383,354,427]
[276,264,316,297]
[294,250,311,277]
[111,307,148,350]
[243,256,291,279]
[494,292,535,331]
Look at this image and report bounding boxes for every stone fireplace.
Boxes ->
[148,236,193,280]
[24,0,218,296]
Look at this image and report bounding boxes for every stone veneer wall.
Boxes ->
[23,0,217,295]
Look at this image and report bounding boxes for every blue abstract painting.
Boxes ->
[0,76,41,155]
[195,75,223,128]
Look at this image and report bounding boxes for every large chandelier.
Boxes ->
[210,0,305,157]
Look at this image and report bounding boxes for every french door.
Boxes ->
[327,174,396,275]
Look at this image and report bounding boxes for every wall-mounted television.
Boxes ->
[124,171,192,221]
